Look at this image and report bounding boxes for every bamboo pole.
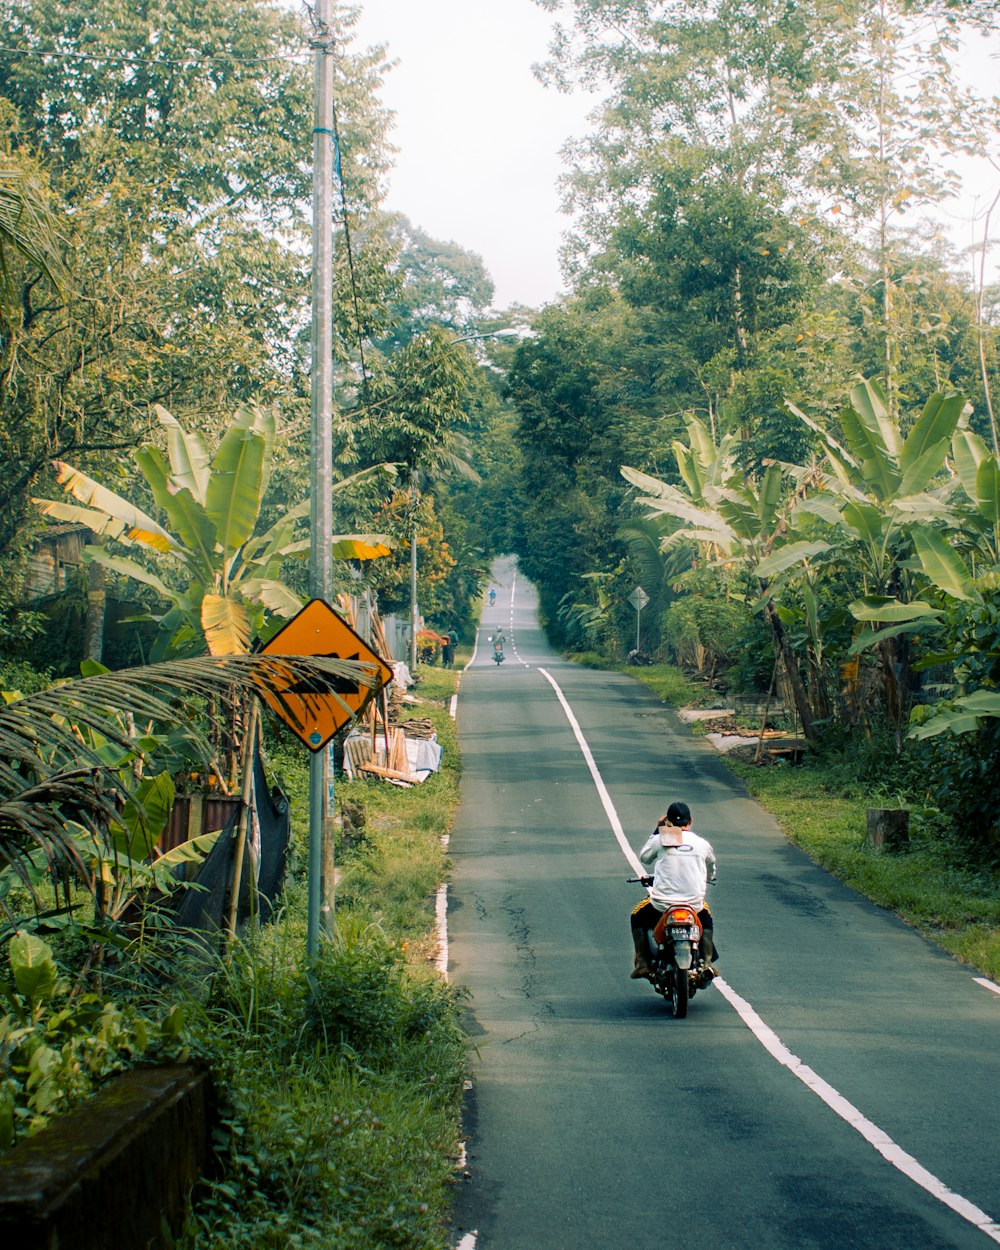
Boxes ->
[753,657,781,765]
[226,702,259,938]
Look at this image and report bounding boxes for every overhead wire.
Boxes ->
[0,44,309,69]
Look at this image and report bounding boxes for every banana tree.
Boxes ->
[776,380,971,728]
[622,416,820,741]
[899,428,1000,740]
[34,404,390,658]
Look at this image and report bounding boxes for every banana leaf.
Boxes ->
[850,596,942,622]
[154,405,211,503]
[910,527,974,601]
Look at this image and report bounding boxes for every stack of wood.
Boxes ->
[399,718,436,740]
[346,727,422,786]
[369,610,392,665]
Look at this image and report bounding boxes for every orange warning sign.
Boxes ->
[260,599,393,751]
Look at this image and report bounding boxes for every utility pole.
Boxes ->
[308,0,334,960]
[410,469,419,674]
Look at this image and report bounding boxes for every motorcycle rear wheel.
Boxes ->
[670,967,689,1018]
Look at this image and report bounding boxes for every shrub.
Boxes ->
[0,933,185,1150]
[663,594,747,683]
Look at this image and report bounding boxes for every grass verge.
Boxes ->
[179,662,465,1250]
[616,664,1000,983]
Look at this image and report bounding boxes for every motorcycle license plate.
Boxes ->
[669,926,694,939]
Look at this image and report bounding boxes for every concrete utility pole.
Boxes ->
[308,0,335,960]
[410,469,419,674]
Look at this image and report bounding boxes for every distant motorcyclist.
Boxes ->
[488,587,496,606]
[629,801,717,980]
[490,625,505,660]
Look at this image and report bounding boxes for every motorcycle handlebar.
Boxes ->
[628,876,715,886]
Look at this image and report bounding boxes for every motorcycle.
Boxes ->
[491,637,505,664]
[628,876,714,1018]
[488,589,496,606]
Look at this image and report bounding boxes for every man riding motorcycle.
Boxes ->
[629,801,717,980]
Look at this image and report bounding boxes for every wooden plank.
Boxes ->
[357,761,421,784]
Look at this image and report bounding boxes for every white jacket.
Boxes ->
[638,827,716,911]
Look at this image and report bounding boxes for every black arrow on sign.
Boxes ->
[275,652,370,697]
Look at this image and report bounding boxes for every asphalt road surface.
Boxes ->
[447,557,1000,1250]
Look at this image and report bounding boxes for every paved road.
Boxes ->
[447,558,1000,1250]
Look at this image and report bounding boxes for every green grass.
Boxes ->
[566,655,706,707]
[616,663,1000,982]
[180,664,467,1250]
[725,757,1000,979]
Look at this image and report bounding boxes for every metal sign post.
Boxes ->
[308,0,334,959]
[628,585,649,653]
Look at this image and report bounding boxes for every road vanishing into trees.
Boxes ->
[446,557,1000,1250]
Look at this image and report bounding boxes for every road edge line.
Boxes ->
[538,664,1000,1245]
[715,976,1000,1242]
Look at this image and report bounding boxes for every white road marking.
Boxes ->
[436,830,450,980]
[716,978,1000,1243]
[974,977,1000,997]
[537,665,1000,1245]
[537,667,644,877]
[455,1234,478,1249]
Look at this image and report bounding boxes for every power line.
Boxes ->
[0,43,311,70]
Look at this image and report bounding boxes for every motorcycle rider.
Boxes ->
[491,625,505,658]
[629,801,717,981]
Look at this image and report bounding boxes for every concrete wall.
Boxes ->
[0,1064,212,1249]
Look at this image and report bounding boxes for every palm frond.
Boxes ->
[0,653,386,920]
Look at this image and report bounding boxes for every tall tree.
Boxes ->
[377,214,495,352]
[0,0,394,558]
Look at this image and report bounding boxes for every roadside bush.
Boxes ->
[810,722,929,798]
[305,916,461,1067]
[912,721,1000,868]
[0,933,186,1150]
[191,1056,461,1250]
[179,669,467,1249]
[662,593,746,684]
[182,916,466,1250]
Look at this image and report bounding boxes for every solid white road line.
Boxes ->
[538,665,1000,1246]
[537,667,644,877]
[435,877,449,981]
[974,976,1000,997]
[715,978,1000,1243]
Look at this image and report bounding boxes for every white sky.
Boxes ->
[349,3,1000,312]
[350,0,594,310]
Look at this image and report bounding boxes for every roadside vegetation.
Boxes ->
[177,666,466,1250]
[0,661,466,1248]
